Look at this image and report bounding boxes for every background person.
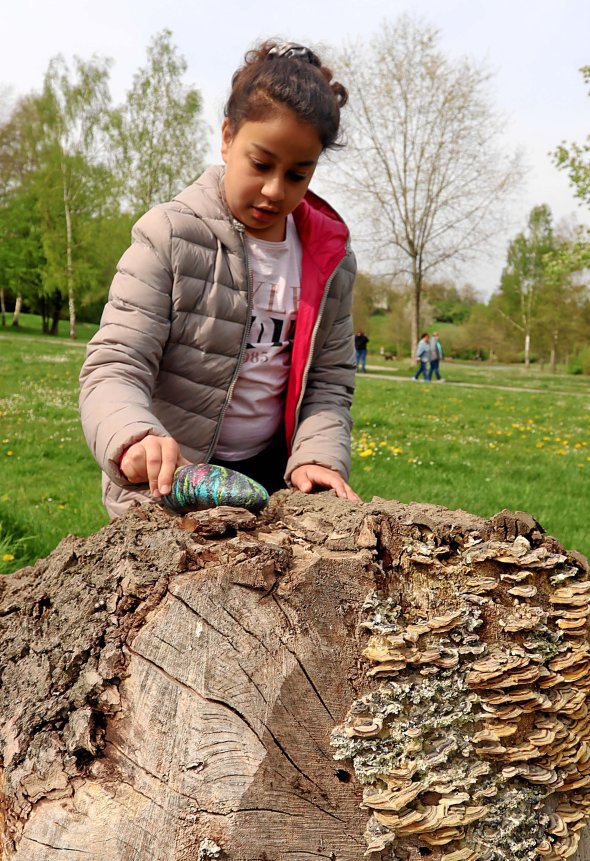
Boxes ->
[413,333,430,381]
[355,330,369,372]
[429,331,444,381]
[79,39,360,518]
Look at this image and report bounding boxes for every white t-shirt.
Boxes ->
[214,215,302,460]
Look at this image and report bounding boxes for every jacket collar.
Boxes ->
[175,165,350,268]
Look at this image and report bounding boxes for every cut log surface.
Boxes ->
[0,492,589,861]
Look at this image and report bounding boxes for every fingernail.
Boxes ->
[160,485,170,495]
[152,489,161,499]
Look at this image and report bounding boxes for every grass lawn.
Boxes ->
[350,375,590,558]
[1,328,589,573]
[0,333,108,573]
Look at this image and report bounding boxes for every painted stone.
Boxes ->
[161,463,269,514]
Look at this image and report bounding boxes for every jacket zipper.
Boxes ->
[205,224,253,461]
[290,256,345,449]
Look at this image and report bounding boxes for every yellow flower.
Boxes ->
[2,553,14,562]
[6,451,13,457]
[536,442,544,448]
[58,504,66,510]
[359,449,374,458]
[488,443,497,449]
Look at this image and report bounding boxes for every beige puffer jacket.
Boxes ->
[79,165,356,518]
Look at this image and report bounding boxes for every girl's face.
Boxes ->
[221,108,323,242]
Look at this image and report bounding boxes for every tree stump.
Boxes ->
[1,491,589,861]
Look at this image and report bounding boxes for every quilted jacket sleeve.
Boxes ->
[79,207,175,486]
[285,250,357,481]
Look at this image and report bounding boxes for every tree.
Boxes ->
[495,205,555,369]
[351,271,391,332]
[3,498,590,859]
[38,54,114,339]
[426,279,480,324]
[553,66,590,206]
[332,15,523,352]
[0,95,47,327]
[109,30,208,217]
[539,222,590,371]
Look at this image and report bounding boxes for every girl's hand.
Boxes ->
[290,464,361,502]
[120,435,191,499]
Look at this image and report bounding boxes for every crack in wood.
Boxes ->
[106,740,202,806]
[167,589,240,653]
[23,835,92,853]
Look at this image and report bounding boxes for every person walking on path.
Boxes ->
[428,331,444,382]
[413,333,430,381]
[355,330,369,372]
[79,39,360,518]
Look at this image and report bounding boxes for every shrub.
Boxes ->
[568,347,590,376]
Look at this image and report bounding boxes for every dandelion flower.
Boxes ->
[2,553,14,562]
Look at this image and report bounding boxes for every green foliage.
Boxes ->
[427,280,479,324]
[491,206,590,367]
[0,31,209,337]
[553,67,590,206]
[108,29,207,216]
[568,346,590,375]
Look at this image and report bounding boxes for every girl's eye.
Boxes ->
[252,160,271,172]
[287,171,307,182]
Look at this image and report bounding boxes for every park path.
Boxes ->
[362,364,590,397]
[2,334,587,398]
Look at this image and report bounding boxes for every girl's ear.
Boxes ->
[221,118,233,162]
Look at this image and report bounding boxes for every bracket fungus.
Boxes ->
[332,529,590,860]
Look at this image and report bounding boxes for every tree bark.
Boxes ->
[62,159,77,341]
[1,492,589,861]
[11,294,22,328]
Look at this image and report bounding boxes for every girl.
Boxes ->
[80,40,360,519]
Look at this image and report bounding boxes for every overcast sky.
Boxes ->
[2,0,589,296]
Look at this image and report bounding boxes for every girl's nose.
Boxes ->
[262,174,285,201]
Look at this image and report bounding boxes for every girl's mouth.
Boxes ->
[252,206,279,220]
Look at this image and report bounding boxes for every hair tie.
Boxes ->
[266,42,320,66]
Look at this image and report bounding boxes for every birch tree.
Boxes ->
[539,224,590,371]
[109,30,208,216]
[40,54,113,339]
[333,15,522,350]
[495,205,555,369]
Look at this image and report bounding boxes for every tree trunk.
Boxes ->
[411,257,421,358]
[47,291,63,337]
[1,493,590,861]
[62,159,77,341]
[524,331,531,369]
[550,330,559,374]
[1,287,6,327]
[11,294,22,328]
